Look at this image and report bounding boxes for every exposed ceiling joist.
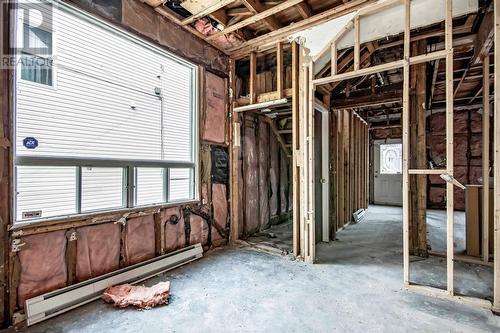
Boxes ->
[296,2,313,19]
[207,0,304,41]
[240,0,282,31]
[180,0,237,26]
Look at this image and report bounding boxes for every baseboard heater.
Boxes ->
[353,209,366,223]
[25,243,203,326]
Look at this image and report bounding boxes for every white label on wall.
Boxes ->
[22,210,42,219]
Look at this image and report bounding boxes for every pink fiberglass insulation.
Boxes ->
[161,207,186,253]
[203,72,226,144]
[76,223,120,282]
[269,132,279,217]
[124,215,155,266]
[103,281,170,309]
[280,149,289,214]
[18,231,67,308]
[212,183,228,246]
[189,215,209,246]
[243,116,259,235]
[258,122,270,231]
[194,19,243,49]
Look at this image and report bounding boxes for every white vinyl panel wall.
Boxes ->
[15,2,198,222]
[16,166,77,220]
[136,168,165,206]
[162,61,195,162]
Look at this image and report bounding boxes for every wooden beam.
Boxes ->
[250,52,257,104]
[354,15,360,71]
[402,0,411,287]
[445,0,454,296]
[493,0,500,313]
[230,0,376,57]
[473,11,494,65]
[331,41,337,75]
[296,2,313,19]
[207,0,303,41]
[180,0,237,26]
[313,50,448,86]
[240,0,282,31]
[153,6,230,55]
[482,54,490,265]
[277,42,284,99]
[331,84,402,109]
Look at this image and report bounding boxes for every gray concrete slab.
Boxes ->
[15,206,500,333]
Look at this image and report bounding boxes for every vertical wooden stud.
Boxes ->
[292,42,300,256]
[402,0,411,286]
[483,55,490,264]
[250,52,257,104]
[354,15,360,71]
[445,0,454,296]
[277,42,284,99]
[331,41,338,76]
[493,0,500,312]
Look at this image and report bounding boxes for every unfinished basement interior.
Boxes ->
[1,0,500,331]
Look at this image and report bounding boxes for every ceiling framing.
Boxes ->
[141,0,377,56]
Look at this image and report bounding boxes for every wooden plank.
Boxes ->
[292,42,300,256]
[296,2,313,19]
[240,0,282,31]
[402,0,411,286]
[472,11,494,65]
[354,15,360,71]
[154,7,230,55]
[445,0,454,296]
[331,41,337,76]
[493,0,500,313]
[229,59,241,243]
[208,0,303,40]
[482,55,490,263]
[250,52,257,104]
[277,42,284,99]
[180,0,236,26]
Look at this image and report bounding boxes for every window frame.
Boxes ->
[16,8,57,89]
[12,2,200,225]
[379,143,403,175]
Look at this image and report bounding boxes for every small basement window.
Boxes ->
[14,3,198,223]
[380,143,402,175]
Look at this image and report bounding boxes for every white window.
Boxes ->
[380,144,403,175]
[14,3,198,222]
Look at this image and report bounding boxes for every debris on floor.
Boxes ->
[103,281,170,309]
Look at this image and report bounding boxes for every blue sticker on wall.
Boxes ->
[23,137,38,149]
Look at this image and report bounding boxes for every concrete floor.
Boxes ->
[17,206,500,333]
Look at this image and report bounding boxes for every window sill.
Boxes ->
[10,200,200,234]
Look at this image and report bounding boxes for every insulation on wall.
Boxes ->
[17,231,67,308]
[203,72,227,144]
[269,129,280,217]
[212,183,228,246]
[428,110,483,210]
[243,115,260,235]
[258,122,271,231]
[239,115,293,236]
[162,206,186,253]
[76,223,121,282]
[189,215,209,246]
[124,215,156,266]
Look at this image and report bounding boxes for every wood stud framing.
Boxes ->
[482,55,490,265]
[494,0,500,313]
